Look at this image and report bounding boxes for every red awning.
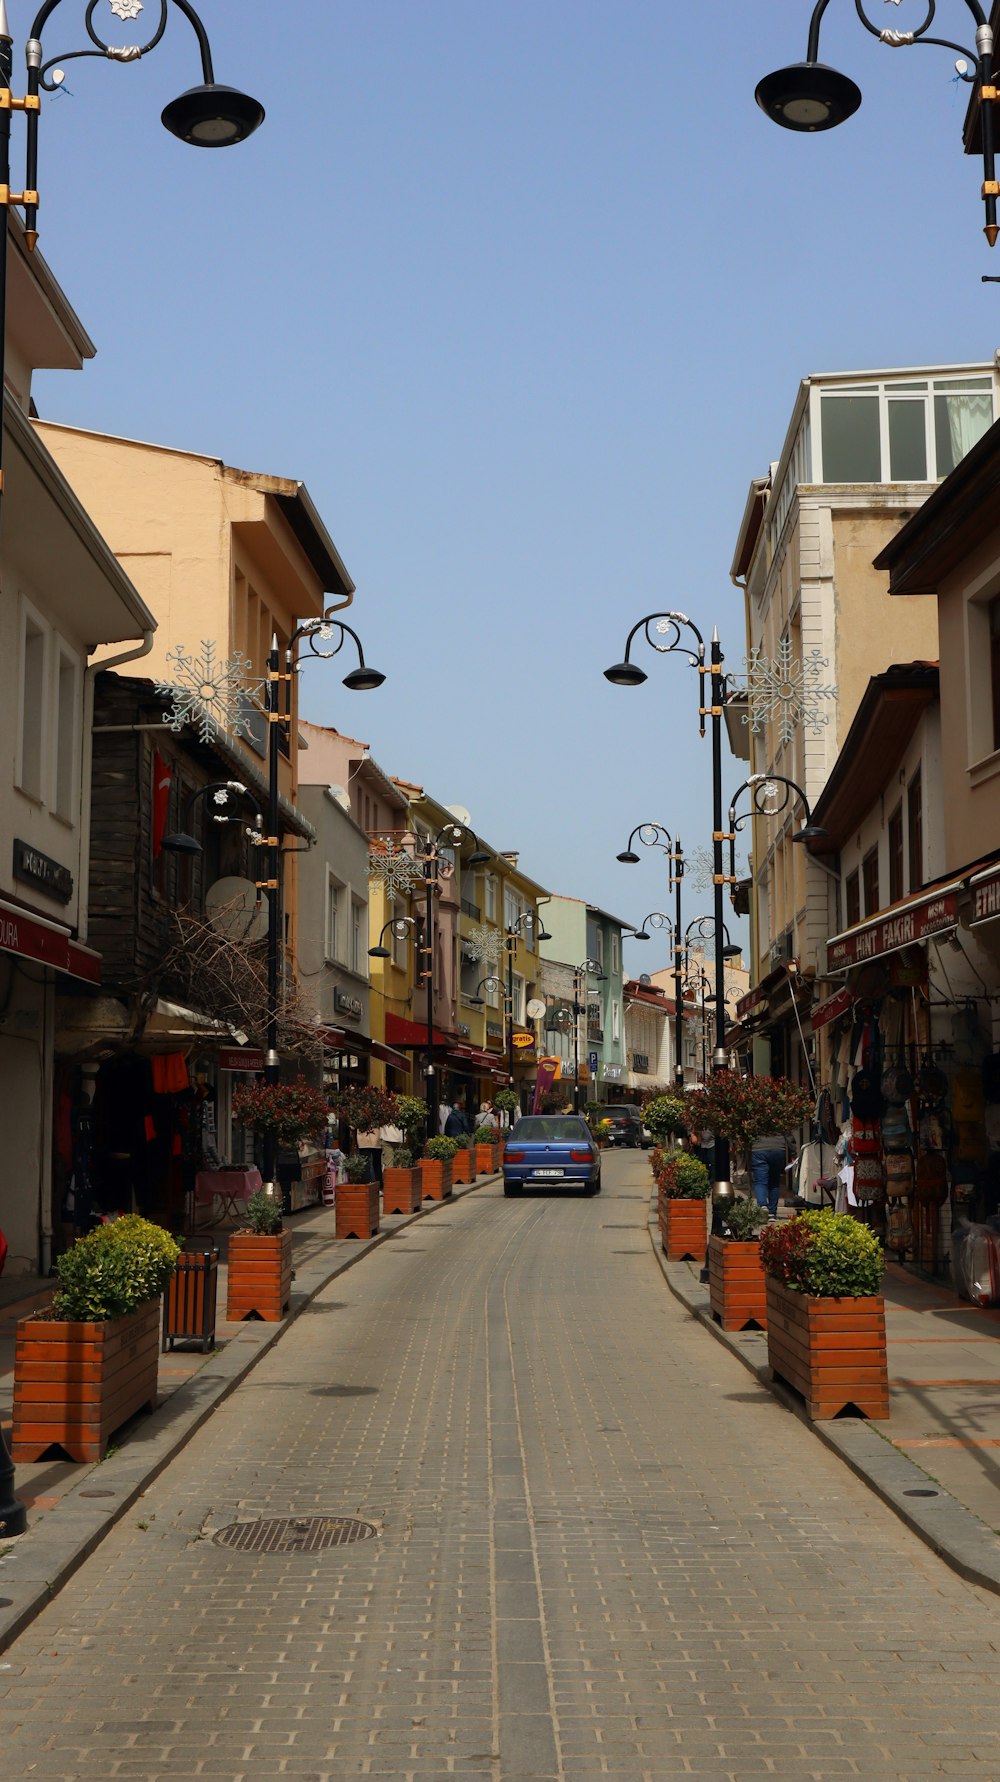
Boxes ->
[811,987,854,1033]
[0,895,101,986]
[385,1012,453,1050]
[826,874,964,973]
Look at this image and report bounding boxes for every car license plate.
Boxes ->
[533,1168,564,1178]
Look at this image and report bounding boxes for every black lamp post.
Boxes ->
[604,612,735,1209]
[683,969,713,1083]
[756,1,1000,245]
[368,915,416,960]
[571,959,603,1114]
[503,911,551,1104]
[617,823,685,1088]
[409,824,491,1137]
[159,779,264,857]
[631,912,685,1087]
[727,774,831,893]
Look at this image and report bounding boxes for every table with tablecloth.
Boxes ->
[194,1167,263,1223]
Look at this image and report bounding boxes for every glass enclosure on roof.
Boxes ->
[817,375,994,484]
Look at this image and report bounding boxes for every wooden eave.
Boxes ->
[809,667,939,848]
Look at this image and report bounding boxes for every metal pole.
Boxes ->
[710,630,732,1207]
[424,851,436,1138]
[673,837,684,1089]
[262,635,281,1199]
[507,931,515,1106]
[573,973,581,1115]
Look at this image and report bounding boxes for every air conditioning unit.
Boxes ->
[768,930,795,969]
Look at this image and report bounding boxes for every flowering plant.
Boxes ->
[425,1135,459,1161]
[657,1154,711,1201]
[232,1078,329,1146]
[328,1084,400,1133]
[760,1209,884,1298]
[684,1073,813,1169]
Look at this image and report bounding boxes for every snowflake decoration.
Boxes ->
[109,0,144,19]
[687,844,747,893]
[156,641,262,744]
[463,923,505,963]
[367,844,423,897]
[742,637,837,749]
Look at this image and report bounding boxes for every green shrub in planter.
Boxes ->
[493,1088,520,1119]
[659,1154,711,1200]
[643,1094,686,1141]
[392,1146,414,1169]
[723,1197,769,1242]
[760,1208,884,1298]
[345,1152,372,1184]
[473,1127,496,1146]
[424,1136,459,1161]
[395,1096,428,1141]
[52,1215,180,1323]
[243,1190,283,1236]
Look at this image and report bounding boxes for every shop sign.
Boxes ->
[218,1047,266,1072]
[13,839,73,904]
[811,988,853,1034]
[457,1022,471,1039]
[333,988,363,1021]
[736,982,767,1020]
[601,1062,624,1081]
[512,1031,535,1050]
[0,895,99,983]
[827,889,959,972]
[972,865,1000,925]
[631,1053,650,1074]
[486,1022,503,1041]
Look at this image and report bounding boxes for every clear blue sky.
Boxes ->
[28,0,1000,976]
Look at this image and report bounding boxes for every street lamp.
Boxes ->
[368,915,416,960]
[570,958,603,1114]
[412,824,491,1135]
[503,911,551,1098]
[756,0,1000,244]
[682,968,713,1083]
[604,611,735,1208]
[616,822,685,1088]
[159,779,264,856]
[727,774,831,891]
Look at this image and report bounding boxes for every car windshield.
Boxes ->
[605,1108,639,1118]
[509,1118,591,1143]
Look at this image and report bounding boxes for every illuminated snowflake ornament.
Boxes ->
[367,843,423,897]
[743,637,836,749]
[156,641,262,744]
[109,0,144,19]
[463,924,505,964]
[688,845,746,894]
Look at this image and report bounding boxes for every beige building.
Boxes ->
[729,361,998,1084]
[2,223,156,1273]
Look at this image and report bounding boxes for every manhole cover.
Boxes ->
[214,1515,376,1553]
[903,1487,940,1499]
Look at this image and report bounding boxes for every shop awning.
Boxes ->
[826,874,965,973]
[811,987,854,1033]
[0,893,100,985]
[970,858,1000,926]
[385,1012,454,1050]
[317,1024,410,1071]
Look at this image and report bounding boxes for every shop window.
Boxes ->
[908,770,923,893]
[845,870,860,929]
[18,604,46,801]
[888,804,904,905]
[862,846,880,918]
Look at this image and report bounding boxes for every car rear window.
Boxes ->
[604,1107,639,1118]
[509,1118,592,1142]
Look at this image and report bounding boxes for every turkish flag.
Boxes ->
[152,752,174,858]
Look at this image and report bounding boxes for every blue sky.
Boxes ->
[27,0,1000,976]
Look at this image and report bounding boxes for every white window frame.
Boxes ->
[484,874,497,921]
[510,973,525,1025]
[52,642,80,823]
[17,596,49,803]
[813,373,996,486]
[486,975,500,1009]
[391,894,409,968]
[612,998,621,1044]
[326,871,343,963]
[611,931,619,975]
[351,896,364,976]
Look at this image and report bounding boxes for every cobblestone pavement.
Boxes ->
[4,1155,1000,1780]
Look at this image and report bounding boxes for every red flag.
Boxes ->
[152,752,174,859]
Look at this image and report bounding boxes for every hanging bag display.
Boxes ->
[917,1056,948,1103]
[952,1068,985,1124]
[881,1064,914,1105]
[850,1068,883,1120]
[914,1151,949,1206]
[853,1154,884,1202]
[851,1118,881,1158]
[884,1151,914,1198]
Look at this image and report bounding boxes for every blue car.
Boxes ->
[502,1115,602,1196]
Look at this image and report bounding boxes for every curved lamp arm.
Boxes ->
[604,611,706,734]
[368,914,416,960]
[617,821,675,864]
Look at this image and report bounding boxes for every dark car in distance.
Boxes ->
[601,1105,644,1147]
[503,1116,601,1196]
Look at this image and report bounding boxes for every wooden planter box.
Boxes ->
[475,1143,499,1174]
[420,1158,453,1201]
[382,1166,422,1215]
[708,1234,767,1332]
[451,1150,476,1184]
[336,1180,380,1240]
[163,1246,219,1352]
[226,1228,293,1322]
[12,1298,160,1464]
[661,1196,708,1264]
[765,1275,889,1421]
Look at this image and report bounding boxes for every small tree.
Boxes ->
[493,1088,520,1123]
[232,1079,330,1147]
[395,1095,428,1144]
[328,1084,400,1135]
[643,1094,686,1143]
[684,1073,813,1174]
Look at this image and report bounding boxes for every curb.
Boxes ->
[0,1173,499,1654]
[647,1199,1000,1598]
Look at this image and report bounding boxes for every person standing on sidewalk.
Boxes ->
[445,1095,472,1140]
[750,1131,791,1219]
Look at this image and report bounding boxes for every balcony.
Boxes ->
[461,898,481,920]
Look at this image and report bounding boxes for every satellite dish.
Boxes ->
[206,877,268,944]
[526,998,546,1020]
[328,783,351,811]
[639,973,652,985]
[446,803,472,828]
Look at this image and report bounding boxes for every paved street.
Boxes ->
[3,1154,1000,1780]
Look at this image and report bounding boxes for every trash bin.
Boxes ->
[162,1244,219,1352]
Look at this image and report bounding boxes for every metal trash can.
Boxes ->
[162,1244,219,1352]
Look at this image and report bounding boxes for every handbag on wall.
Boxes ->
[851,1119,881,1158]
[884,1151,914,1198]
[915,1151,948,1206]
[854,1154,884,1201]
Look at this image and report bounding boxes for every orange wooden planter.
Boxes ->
[451,1150,476,1184]
[420,1158,453,1201]
[765,1275,889,1421]
[12,1298,160,1464]
[708,1234,767,1331]
[661,1196,708,1264]
[475,1143,499,1174]
[382,1166,422,1215]
[336,1180,380,1240]
[226,1229,293,1322]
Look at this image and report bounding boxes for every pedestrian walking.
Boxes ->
[445,1094,472,1140]
[477,1101,498,1133]
[750,1130,792,1219]
[438,1096,451,1136]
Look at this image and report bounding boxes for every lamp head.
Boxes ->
[537,927,552,942]
[722,942,743,960]
[161,82,265,147]
[755,61,861,133]
[469,995,484,1007]
[634,930,650,942]
[368,945,391,959]
[342,664,386,691]
[467,848,491,866]
[616,850,640,865]
[793,821,832,846]
[603,660,647,688]
[159,831,202,856]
